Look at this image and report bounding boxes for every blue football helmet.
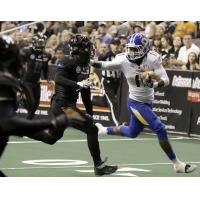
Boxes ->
[126,33,150,62]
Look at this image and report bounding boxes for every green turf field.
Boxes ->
[1,128,200,177]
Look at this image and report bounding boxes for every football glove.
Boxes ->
[77,79,91,89]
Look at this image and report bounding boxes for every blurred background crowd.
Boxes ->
[1,21,200,70]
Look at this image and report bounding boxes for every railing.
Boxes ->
[0,21,46,35]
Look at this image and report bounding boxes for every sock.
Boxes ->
[107,127,114,135]
[166,151,176,161]
[172,158,183,165]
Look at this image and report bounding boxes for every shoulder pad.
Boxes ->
[148,50,160,57]
[116,52,126,57]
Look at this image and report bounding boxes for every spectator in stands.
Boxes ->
[96,22,113,44]
[160,34,173,59]
[156,23,166,38]
[117,21,135,37]
[134,22,145,33]
[177,34,200,65]
[182,51,200,70]
[168,36,183,68]
[78,22,94,36]
[14,31,27,49]
[24,32,33,47]
[145,22,157,46]
[92,22,113,52]
[107,22,118,38]
[51,48,65,64]
[56,30,72,55]
[46,34,59,51]
[171,36,183,58]
[160,34,173,68]
[119,34,127,52]
[173,21,196,38]
[151,35,161,53]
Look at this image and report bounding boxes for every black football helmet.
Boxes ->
[69,34,95,59]
[0,36,22,78]
[32,33,47,51]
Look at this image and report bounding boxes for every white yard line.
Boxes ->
[8,135,198,144]
[1,161,200,170]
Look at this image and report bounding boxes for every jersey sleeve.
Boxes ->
[101,53,123,71]
[55,69,79,89]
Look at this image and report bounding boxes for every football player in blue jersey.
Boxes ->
[91,33,197,174]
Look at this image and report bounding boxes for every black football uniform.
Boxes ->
[52,55,93,116]
[51,55,102,166]
[21,47,51,119]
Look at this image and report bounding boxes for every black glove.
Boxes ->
[90,60,103,68]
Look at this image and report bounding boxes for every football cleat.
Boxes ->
[174,162,197,173]
[95,123,107,135]
[94,157,118,176]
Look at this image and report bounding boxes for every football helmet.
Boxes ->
[126,33,150,62]
[32,33,47,51]
[0,36,22,78]
[69,34,95,59]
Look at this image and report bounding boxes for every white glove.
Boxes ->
[77,79,91,89]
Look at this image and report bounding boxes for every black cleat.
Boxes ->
[0,170,6,177]
[94,158,118,176]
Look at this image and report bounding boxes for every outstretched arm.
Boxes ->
[90,58,121,71]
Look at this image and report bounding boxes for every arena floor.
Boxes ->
[1,128,200,177]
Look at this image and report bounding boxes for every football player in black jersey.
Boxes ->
[0,36,69,177]
[51,34,117,176]
[20,33,51,119]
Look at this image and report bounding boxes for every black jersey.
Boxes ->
[54,55,90,106]
[21,47,51,83]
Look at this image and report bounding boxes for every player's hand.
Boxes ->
[77,79,91,89]
[142,75,154,88]
[141,71,160,88]
[89,60,102,68]
[142,71,160,81]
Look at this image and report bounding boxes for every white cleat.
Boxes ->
[95,123,107,135]
[174,162,197,173]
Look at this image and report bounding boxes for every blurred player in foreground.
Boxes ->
[91,33,197,173]
[0,36,69,177]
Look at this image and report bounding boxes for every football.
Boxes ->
[142,70,160,81]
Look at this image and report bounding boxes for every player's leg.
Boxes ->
[103,78,120,126]
[2,112,68,145]
[26,83,39,119]
[80,88,93,116]
[96,98,144,138]
[136,101,197,173]
[62,106,117,176]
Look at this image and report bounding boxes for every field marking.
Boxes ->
[22,159,88,165]
[8,136,200,144]
[1,161,200,170]
[76,167,151,177]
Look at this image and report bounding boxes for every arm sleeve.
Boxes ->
[55,70,79,89]
[153,56,170,87]
[101,56,122,71]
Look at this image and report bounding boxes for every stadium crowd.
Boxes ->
[1,21,200,70]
